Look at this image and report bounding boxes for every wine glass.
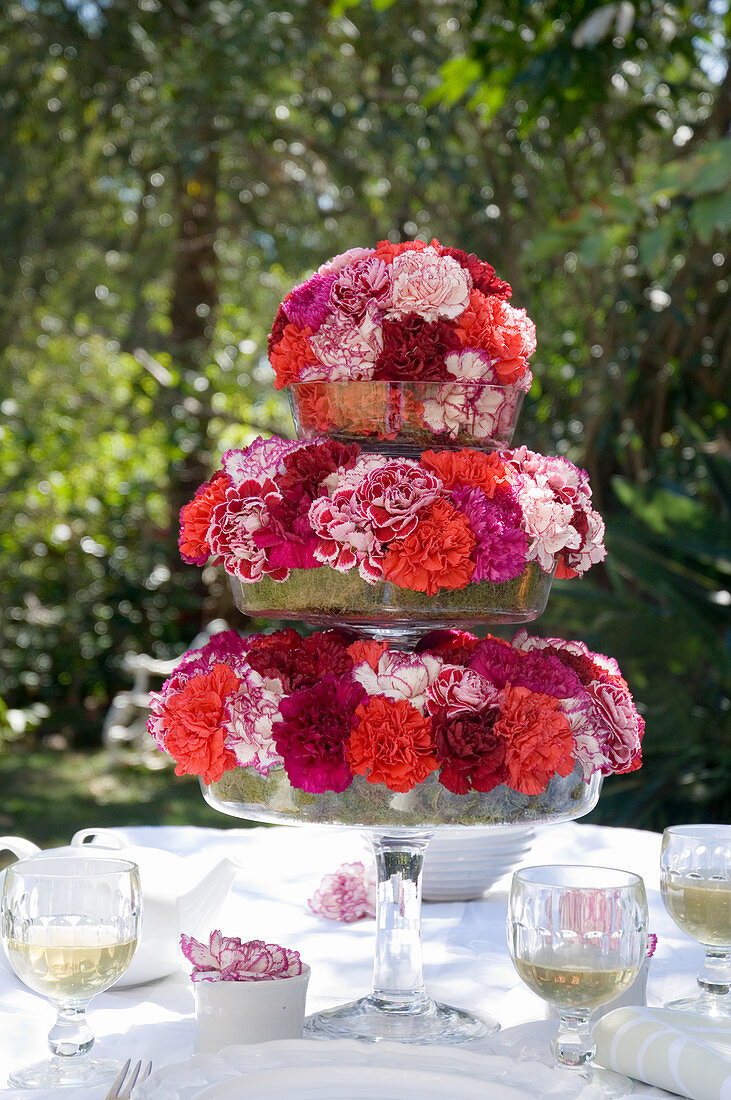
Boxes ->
[660,824,731,1017]
[1,855,141,1088]
[508,865,648,1098]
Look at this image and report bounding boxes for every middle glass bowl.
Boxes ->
[230,562,553,643]
[289,380,525,456]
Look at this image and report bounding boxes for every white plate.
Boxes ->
[136,1039,601,1100]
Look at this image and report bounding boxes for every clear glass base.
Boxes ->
[9,1055,122,1088]
[665,990,731,1017]
[303,993,497,1045]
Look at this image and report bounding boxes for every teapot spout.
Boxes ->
[178,858,239,935]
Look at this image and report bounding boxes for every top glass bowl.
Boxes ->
[289,380,525,456]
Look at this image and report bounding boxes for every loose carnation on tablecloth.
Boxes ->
[309,862,376,923]
[150,627,643,797]
[177,436,606,594]
[181,930,303,982]
[270,242,536,445]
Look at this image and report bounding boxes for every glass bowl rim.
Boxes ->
[512,864,645,890]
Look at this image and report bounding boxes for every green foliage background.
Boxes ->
[0,0,728,835]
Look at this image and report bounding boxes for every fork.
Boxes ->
[104,1058,153,1099]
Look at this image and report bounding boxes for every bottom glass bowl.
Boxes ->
[203,766,601,830]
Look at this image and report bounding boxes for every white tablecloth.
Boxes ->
[0,822,706,1098]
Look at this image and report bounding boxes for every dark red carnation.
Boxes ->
[278,440,360,510]
[246,629,354,693]
[417,630,479,667]
[374,314,462,381]
[291,631,355,689]
[246,630,302,692]
[432,706,506,795]
[267,304,289,356]
[260,441,361,571]
[273,674,367,793]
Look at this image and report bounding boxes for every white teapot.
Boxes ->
[0,828,240,986]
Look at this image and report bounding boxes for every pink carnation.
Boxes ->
[330,256,392,320]
[353,650,443,713]
[208,478,289,582]
[309,862,376,923]
[354,459,441,541]
[223,667,284,775]
[181,930,303,982]
[316,246,373,277]
[450,484,528,583]
[222,437,305,487]
[389,246,471,321]
[587,680,644,775]
[507,448,592,509]
[308,300,383,380]
[426,665,498,716]
[309,494,385,583]
[512,482,580,572]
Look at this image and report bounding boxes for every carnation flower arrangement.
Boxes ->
[149,626,643,827]
[268,240,535,449]
[178,436,606,627]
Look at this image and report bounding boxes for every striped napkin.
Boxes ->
[593,1006,731,1100]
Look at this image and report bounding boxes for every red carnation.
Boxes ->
[162,663,240,784]
[179,469,232,566]
[494,684,575,796]
[374,239,427,265]
[269,323,319,389]
[347,696,439,793]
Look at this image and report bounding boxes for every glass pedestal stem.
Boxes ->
[369,832,431,1013]
[303,828,498,1044]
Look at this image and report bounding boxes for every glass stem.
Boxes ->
[698,950,731,997]
[368,830,433,1014]
[48,1004,94,1059]
[552,1011,595,1070]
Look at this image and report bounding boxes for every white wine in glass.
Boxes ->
[2,855,141,1088]
[661,824,731,1017]
[509,865,647,1099]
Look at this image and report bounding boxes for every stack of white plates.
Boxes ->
[422,826,535,902]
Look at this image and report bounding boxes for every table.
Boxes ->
[0,822,705,1098]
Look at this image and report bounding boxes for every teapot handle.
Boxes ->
[71,828,127,850]
[0,837,41,860]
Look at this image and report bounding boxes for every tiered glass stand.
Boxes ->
[200,379,604,1043]
[203,614,602,1045]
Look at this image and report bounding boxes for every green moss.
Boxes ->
[230,562,552,627]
